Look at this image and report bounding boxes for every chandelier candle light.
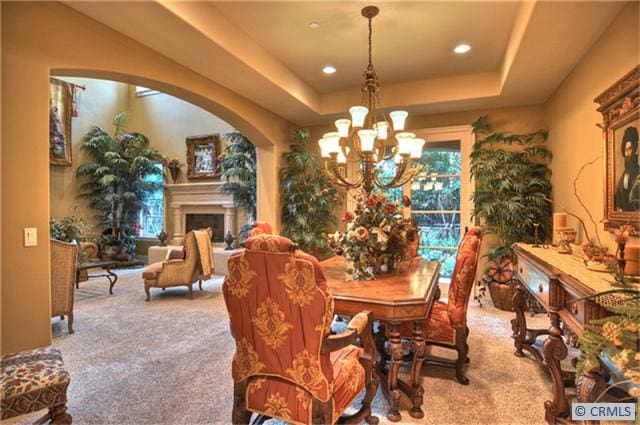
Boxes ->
[318,6,425,194]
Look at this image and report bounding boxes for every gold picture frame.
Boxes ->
[594,65,640,231]
[49,78,73,166]
[186,134,221,180]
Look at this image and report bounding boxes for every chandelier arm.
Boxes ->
[327,157,363,189]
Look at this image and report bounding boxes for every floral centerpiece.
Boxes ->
[328,191,418,280]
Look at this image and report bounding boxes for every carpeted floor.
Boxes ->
[25,268,560,424]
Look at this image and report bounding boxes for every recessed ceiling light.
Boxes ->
[323,65,336,74]
[309,21,320,29]
[454,44,471,54]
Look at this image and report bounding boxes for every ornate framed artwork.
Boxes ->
[594,65,640,231]
[186,134,221,180]
[49,78,73,166]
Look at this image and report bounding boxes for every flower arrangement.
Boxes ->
[165,158,184,183]
[328,191,418,280]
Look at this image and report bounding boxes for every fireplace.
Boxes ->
[166,181,237,246]
[186,213,225,242]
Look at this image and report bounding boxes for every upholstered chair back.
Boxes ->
[223,234,335,402]
[446,227,482,327]
[50,240,78,317]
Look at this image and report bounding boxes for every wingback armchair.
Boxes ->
[51,239,78,334]
[400,226,482,385]
[223,234,379,425]
[142,230,210,301]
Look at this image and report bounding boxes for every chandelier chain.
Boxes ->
[368,16,373,68]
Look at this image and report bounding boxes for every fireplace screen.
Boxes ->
[186,213,224,242]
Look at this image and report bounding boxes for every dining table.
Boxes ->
[321,256,441,422]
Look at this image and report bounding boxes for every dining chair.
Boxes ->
[223,233,379,424]
[400,226,482,385]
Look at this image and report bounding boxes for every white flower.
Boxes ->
[372,227,388,244]
[346,222,354,231]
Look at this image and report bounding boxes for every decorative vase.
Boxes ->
[157,230,168,247]
[168,165,180,184]
[224,230,235,251]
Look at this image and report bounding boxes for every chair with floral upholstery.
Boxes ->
[1,347,72,424]
[400,226,482,385]
[223,233,379,425]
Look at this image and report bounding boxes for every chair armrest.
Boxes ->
[321,311,373,354]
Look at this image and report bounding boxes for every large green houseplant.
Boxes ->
[76,112,164,259]
[218,132,257,243]
[280,129,341,258]
[471,116,552,310]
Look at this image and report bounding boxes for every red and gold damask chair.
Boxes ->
[400,226,482,385]
[223,234,379,425]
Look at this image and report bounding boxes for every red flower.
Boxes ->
[341,211,355,223]
[402,195,411,208]
[365,196,378,209]
[384,203,396,214]
[355,226,369,241]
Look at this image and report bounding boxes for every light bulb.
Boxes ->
[434,182,444,191]
[424,182,434,191]
[349,106,368,128]
[358,129,377,152]
[389,110,408,131]
[411,181,421,191]
[430,172,437,181]
[323,132,340,155]
[335,119,351,138]
[396,132,415,155]
[374,121,388,140]
[410,138,426,159]
[318,138,330,158]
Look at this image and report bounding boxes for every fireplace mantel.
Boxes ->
[166,182,236,245]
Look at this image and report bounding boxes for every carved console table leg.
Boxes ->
[543,279,570,424]
[576,360,609,425]
[386,323,403,422]
[512,282,547,363]
[408,321,426,419]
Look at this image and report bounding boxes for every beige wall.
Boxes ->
[2,1,291,355]
[50,77,129,232]
[545,1,639,252]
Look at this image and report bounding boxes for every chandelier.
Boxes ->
[318,5,424,194]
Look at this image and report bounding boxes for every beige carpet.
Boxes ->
[27,268,559,424]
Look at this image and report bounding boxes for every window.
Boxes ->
[135,86,159,97]
[139,163,164,238]
[411,143,462,278]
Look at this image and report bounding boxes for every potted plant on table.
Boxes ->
[471,116,553,310]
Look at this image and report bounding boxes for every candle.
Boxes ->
[624,244,639,276]
[553,212,567,230]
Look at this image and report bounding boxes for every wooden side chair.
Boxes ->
[223,234,379,425]
[51,239,78,334]
[400,226,482,385]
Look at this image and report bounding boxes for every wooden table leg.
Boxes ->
[543,279,570,424]
[105,266,118,295]
[386,323,403,422]
[511,282,547,363]
[408,321,426,419]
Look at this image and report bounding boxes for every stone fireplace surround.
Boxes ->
[166,182,236,246]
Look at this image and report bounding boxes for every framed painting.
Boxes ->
[594,65,640,231]
[49,78,73,166]
[186,134,221,180]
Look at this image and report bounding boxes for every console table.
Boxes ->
[322,256,440,422]
[512,244,621,423]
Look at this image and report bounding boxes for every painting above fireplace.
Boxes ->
[186,213,225,242]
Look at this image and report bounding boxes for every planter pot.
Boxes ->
[488,281,516,311]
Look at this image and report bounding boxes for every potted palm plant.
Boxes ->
[471,116,553,310]
[217,132,257,244]
[280,129,341,258]
[76,112,164,260]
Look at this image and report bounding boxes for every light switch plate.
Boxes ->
[24,228,38,247]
